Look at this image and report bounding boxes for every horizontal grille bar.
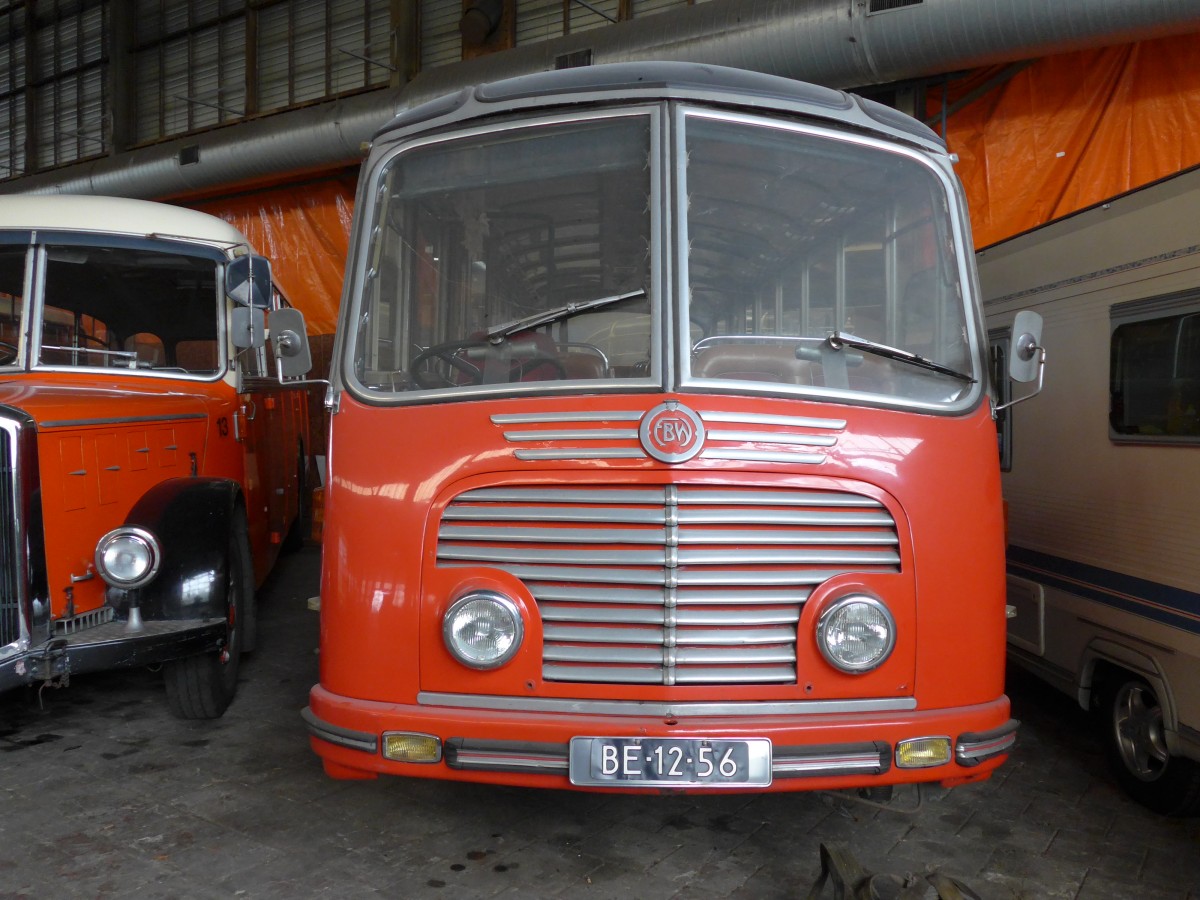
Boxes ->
[539,604,800,626]
[441,562,874,586]
[543,644,796,665]
[530,585,810,605]
[541,663,798,684]
[439,544,900,567]
[543,624,798,646]
[440,525,897,545]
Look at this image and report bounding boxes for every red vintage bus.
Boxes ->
[302,62,1036,793]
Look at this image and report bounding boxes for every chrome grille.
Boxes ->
[437,484,900,686]
[0,424,17,649]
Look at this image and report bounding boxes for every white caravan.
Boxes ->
[979,165,1200,816]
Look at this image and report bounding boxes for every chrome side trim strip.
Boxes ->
[492,411,644,424]
[504,428,640,442]
[39,412,207,428]
[514,448,647,460]
[703,411,847,430]
[701,449,828,464]
[706,429,838,446]
[417,692,917,717]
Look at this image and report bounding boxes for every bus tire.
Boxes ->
[1103,675,1200,816]
[163,513,252,719]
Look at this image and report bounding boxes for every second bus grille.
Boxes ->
[437,484,900,686]
[0,426,18,649]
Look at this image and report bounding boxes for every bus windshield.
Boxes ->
[349,104,977,407]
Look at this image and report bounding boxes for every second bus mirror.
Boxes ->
[270,307,312,378]
[231,306,265,349]
[1008,310,1044,384]
[226,255,273,309]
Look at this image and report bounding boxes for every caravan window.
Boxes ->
[1110,294,1200,441]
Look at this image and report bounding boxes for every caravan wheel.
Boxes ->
[1103,676,1200,816]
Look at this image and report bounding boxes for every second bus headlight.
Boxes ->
[95,527,162,590]
[443,591,523,669]
[817,594,896,673]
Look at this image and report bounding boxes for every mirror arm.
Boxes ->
[994,346,1045,413]
[274,357,334,408]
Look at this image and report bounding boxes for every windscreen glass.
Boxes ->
[682,112,976,405]
[352,113,655,395]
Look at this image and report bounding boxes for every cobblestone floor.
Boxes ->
[1,545,1197,898]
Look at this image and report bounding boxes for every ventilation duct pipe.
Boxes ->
[6,0,1200,198]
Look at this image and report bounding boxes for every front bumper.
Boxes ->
[1,618,227,693]
[304,685,1017,792]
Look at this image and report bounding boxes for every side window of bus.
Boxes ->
[0,246,26,365]
[1110,299,1200,440]
[39,243,221,374]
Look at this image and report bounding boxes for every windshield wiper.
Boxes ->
[485,289,647,343]
[826,331,976,383]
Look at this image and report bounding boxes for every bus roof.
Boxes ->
[381,61,945,152]
[0,194,252,251]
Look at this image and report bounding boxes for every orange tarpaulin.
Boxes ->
[931,32,1200,249]
[190,173,357,336]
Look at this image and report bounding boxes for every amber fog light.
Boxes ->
[382,732,442,763]
[896,737,952,769]
[95,527,161,589]
[816,594,896,673]
[443,591,523,669]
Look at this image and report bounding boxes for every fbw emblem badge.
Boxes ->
[639,402,705,464]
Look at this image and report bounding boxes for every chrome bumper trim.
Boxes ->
[443,737,890,779]
[417,691,917,717]
[955,719,1019,766]
[773,743,890,778]
[302,707,378,754]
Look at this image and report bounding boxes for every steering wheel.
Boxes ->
[0,340,17,365]
[409,340,568,388]
[409,340,488,388]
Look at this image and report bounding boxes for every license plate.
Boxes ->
[569,737,772,788]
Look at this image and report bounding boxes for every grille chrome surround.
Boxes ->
[493,408,846,464]
[437,483,900,686]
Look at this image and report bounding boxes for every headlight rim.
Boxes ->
[816,592,896,674]
[442,589,524,670]
[94,526,162,590]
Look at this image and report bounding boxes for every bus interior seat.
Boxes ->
[692,342,818,385]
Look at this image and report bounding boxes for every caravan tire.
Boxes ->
[1103,676,1200,816]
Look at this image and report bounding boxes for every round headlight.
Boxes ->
[817,594,895,673]
[95,527,161,589]
[443,591,523,669]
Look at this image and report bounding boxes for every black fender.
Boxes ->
[119,477,244,622]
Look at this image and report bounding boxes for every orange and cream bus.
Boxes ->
[0,195,309,718]
[302,62,1039,794]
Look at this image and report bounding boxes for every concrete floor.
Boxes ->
[1,545,1198,899]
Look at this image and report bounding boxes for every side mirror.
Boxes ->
[1008,310,1044,384]
[270,307,312,378]
[231,306,265,349]
[226,255,273,309]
